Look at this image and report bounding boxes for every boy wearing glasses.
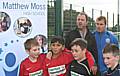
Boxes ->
[103,43,120,76]
[19,38,46,76]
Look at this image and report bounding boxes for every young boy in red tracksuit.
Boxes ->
[19,38,46,76]
[43,36,74,76]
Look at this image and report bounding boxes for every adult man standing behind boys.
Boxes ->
[65,12,98,75]
[93,16,118,74]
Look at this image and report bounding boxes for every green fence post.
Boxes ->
[55,0,63,36]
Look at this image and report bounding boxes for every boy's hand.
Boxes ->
[46,51,52,60]
[90,65,97,75]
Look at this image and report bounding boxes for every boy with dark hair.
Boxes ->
[43,36,74,76]
[67,38,94,76]
[103,43,120,76]
[19,38,46,76]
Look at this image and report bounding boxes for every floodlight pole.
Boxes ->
[117,0,119,40]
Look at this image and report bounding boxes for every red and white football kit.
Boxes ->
[43,49,74,76]
[19,54,45,76]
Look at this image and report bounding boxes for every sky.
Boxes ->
[63,0,119,27]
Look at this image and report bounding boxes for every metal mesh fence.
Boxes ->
[48,0,120,42]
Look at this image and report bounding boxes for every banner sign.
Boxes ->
[0,0,47,76]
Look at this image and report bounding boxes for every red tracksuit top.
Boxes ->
[43,49,74,76]
[19,54,46,76]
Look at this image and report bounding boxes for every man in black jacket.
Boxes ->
[65,12,99,75]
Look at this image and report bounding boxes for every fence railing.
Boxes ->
[48,0,120,42]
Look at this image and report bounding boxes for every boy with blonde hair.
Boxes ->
[19,38,46,76]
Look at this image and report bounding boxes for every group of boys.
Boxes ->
[19,36,119,76]
[19,12,120,76]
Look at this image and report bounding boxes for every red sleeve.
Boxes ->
[63,50,74,76]
[43,55,51,76]
[63,48,71,52]
[85,50,95,69]
[19,62,24,76]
